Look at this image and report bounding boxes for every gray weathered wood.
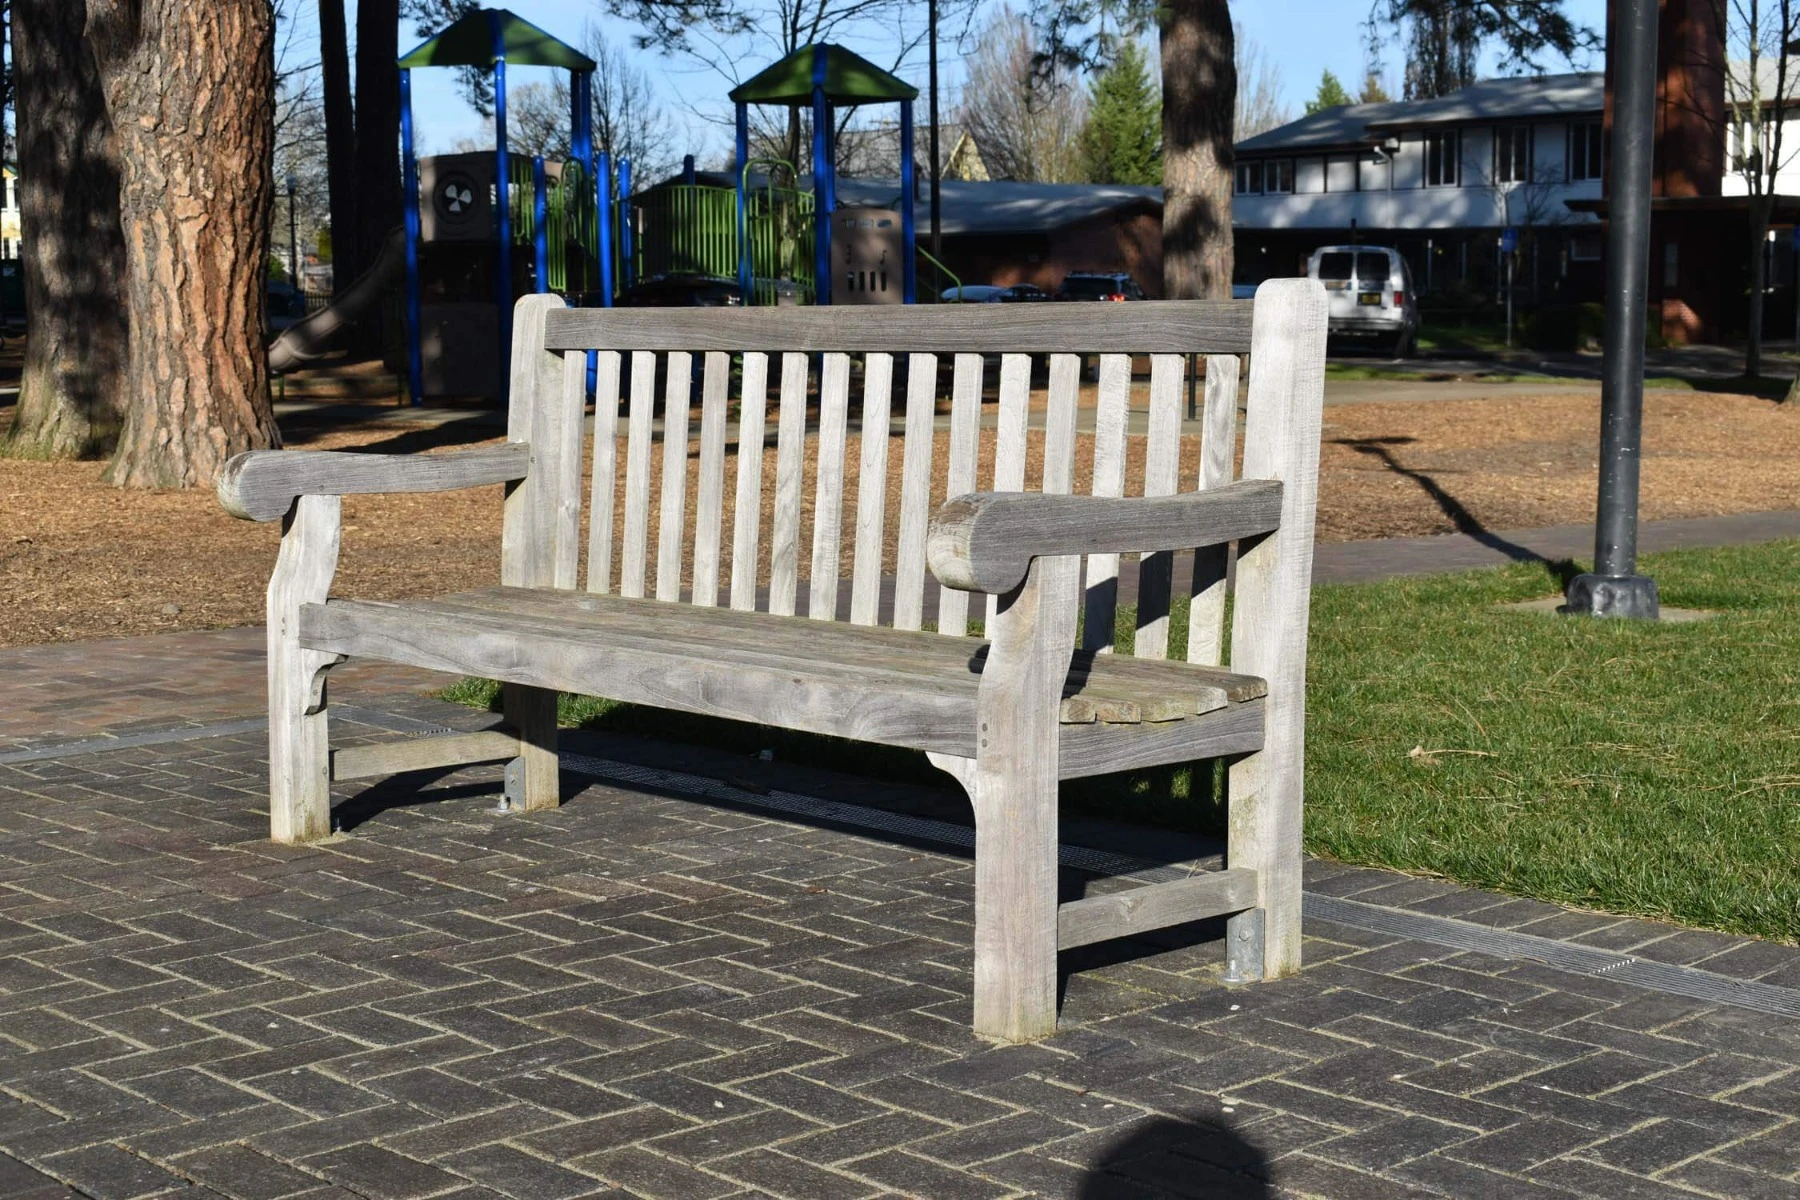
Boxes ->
[620,350,657,598]
[1057,869,1259,950]
[1134,354,1185,660]
[936,353,983,637]
[985,352,1032,628]
[929,480,1283,596]
[1189,354,1240,666]
[808,352,852,621]
[1059,699,1265,780]
[217,443,528,522]
[586,350,623,594]
[267,494,343,843]
[850,351,895,626]
[545,300,1254,355]
[502,682,560,812]
[330,729,521,781]
[691,351,732,607]
[656,351,694,602]
[1042,353,1081,495]
[728,351,772,611]
[1083,353,1131,653]
[891,353,938,631]
[768,352,809,616]
[1227,278,1328,981]
[502,295,584,592]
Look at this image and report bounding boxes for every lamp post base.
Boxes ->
[1564,573,1660,620]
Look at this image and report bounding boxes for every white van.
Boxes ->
[1306,246,1420,357]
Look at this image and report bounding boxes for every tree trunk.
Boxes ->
[319,0,358,292]
[87,0,280,488]
[2,0,126,460]
[1747,195,1771,379]
[1160,0,1235,300]
[353,0,401,292]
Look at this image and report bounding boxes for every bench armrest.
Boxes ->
[216,443,532,521]
[927,478,1284,594]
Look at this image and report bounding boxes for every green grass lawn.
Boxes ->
[444,540,1800,943]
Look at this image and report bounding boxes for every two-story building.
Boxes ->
[1232,73,1608,308]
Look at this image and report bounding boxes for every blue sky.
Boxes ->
[310,0,1610,160]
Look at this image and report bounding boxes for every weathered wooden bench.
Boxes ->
[219,283,1327,1043]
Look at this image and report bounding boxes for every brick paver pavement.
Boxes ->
[1,689,1796,1199]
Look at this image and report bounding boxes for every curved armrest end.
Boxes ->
[215,443,533,523]
[217,450,290,521]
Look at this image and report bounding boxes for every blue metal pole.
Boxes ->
[532,156,548,292]
[735,103,751,304]
[491,13,512,403]
[618,159,633,290]
[400,69,423,406]
[597,152,614,305]
[811,46,831,305]
[899,99,916,304]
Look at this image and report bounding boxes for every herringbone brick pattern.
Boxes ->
[0,703,1796,1198]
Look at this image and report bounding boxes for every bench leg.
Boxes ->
[267,495,342,844]
[502,683,560,812]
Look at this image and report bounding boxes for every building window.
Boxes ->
[1424,130,1459,187]
[1570,121,1603,181]
[1235,160,1264,195]
[1494,126,1532,183]
[1265,159,1294,193]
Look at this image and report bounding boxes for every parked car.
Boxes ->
[940,284,1005,303]
[620,274,744,307]
[1231,282,1259,301]
[1056,272,1148,301]
[1306,245,1420,357]
[995,284,1050,302]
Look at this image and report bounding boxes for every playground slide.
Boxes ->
[268,227,405,375]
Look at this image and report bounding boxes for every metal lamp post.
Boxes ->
[286,174,300,286]
[1566,0,1660,619]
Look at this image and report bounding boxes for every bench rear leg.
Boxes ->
[267,494,342,844]
[502,684,560,812]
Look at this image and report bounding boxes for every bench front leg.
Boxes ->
[502,684,560,812]
[267,494,343,843]
[968,554,1078,1042]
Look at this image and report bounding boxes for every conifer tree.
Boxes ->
[1305,69,1354,114]
[1079,40,1161,185]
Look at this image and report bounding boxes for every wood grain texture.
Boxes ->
[728,351,771,611]
[986,352,1032,628]
[850,351,895,626]
[1057,869,1258,950]
[585,350,623,594]
[217,443,528,522]
[267,494,342,843]
[502,681,560,812]
[502,295,582,592]
[1059,698,1265,780]
[929,480,1283,596]
[655,351,694,602]
[936,353,983,637]
[545,300,1254,355]
[1227,279,1328,981]
[690,351,731,607]
[620,350,657,599]
[331,729,521,781]
[768,352,809,616]
[1189,353,1240,666]
[1042,354,1081,495]
[891,352,938,631]
[1083,353,1131,653]
[1134,354,1186,660]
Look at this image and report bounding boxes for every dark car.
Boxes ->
[995,283,1050,302]
[1056,272,1148,301]
[620,274,745,307]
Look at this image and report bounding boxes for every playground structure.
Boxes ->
[269,9,945,403]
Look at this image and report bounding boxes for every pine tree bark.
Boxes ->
[2,0,126,460]
[1159,0,1235,300]
[87,0,280,488]
[319,0,358,291]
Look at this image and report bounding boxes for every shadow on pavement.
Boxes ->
[1078,1116,1271,1197]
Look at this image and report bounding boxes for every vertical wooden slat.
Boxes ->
[655,350,694,601]
[936,352,983,637]
[1189,354,1241,665]
[1082,353,1132,653]
[1042,353,1081,495]
[768,352,809,616]
[1134,354,1186,660]
[585,350,622,594]
[891,352,938,631]
[850,351,895,625]
[728,351,771,611]
[690,351,731,607]
[986,352,1033,626]
[620,350,656,599]
[807,351,852,621]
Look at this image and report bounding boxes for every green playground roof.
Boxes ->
[398,8,595,71]
[729,43,918,105]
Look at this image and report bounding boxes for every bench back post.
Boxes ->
[1227,279,1329,980]
[502,294,586,591]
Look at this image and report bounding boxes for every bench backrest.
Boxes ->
[501,288,1326,671]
